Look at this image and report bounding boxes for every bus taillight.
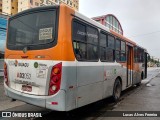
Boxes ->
[4,62,9,86]
[49,62,62,95]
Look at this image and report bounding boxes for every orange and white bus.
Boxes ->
[4,4,148,111]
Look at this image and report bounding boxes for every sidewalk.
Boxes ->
[142,67,160,84]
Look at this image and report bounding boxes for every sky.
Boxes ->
[79,0,160,59]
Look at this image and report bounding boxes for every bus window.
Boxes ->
[108,35,115,49]
[86,26,98,60]
[115,39,121,61]
[100,47,106,61]
[73,22,86,42]
[106,35,115,62]
[87,26,98,45]
[121,41,126,51]
[106,47,114,62]
[87,44,98,60]
[115,50,120,61]
[134,47,144,63]
[121,52,126,61]
[120,41,126,61]
[116,39,120,51]
[100,33,107,61]
[74,42,87,60]
[72,21,98,61]
[100,33,107,47]
[7,10,57,50]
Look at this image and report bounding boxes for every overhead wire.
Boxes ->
[128,30,160,38]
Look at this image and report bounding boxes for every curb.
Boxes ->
[142,68,160,85]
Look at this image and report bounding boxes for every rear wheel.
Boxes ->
[141,72,144,80]
[112,79,122,102]
[136,82,141,86]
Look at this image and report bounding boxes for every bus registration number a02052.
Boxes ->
[21,84,32,92]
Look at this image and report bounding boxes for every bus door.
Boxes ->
[126,45,133,87]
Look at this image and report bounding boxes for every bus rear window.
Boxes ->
[7,9,58,50]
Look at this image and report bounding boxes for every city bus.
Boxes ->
[4,4,148,111]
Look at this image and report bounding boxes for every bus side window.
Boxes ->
[87,44,98,60]
[72,21,98,61]
[86,26,98,61]
[78,43,87,60]
[75,48,81,59]
[120,40,126,61]
[107,35,115,62]
[74,42,87,60]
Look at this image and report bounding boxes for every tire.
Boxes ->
[141,72,144,80]
[112,79,122,102]
[136,72,143,86]
[136,82,141,86]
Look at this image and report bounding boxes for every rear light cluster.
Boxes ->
[4,62,9,86]
[49,62,62,95]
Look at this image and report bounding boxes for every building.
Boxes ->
[0,14,7,55]
[60,0,79,11]
[2,0,79,15]
[18,0,43,12]
[0,0,2,14]
[2,0,18,15]
[92,14,123,35]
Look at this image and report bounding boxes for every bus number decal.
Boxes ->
[17,73,31,80]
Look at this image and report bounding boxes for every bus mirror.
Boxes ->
[147,54,150,61]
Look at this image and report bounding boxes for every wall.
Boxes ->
[0,15,7,76]
[0,16,7,52]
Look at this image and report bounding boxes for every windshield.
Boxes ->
[7,9,58,50]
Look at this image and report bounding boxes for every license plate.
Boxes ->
[21,85,32,92]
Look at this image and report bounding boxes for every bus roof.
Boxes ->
[9,5,59,19]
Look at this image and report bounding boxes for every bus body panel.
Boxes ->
[60,62,77,111]
[77,81,103,108]
[103,63,125,98]
[5,59,66,96]
[5,83,66,111]
[76,61,103,107]
[133,63,144,84]
[6,59,47,95]
[76,61,127,108]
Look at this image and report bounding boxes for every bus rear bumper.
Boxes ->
[4,84,66,111]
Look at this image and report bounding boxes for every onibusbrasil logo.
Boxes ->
[34,62,39,68]
[1,112,42,118]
